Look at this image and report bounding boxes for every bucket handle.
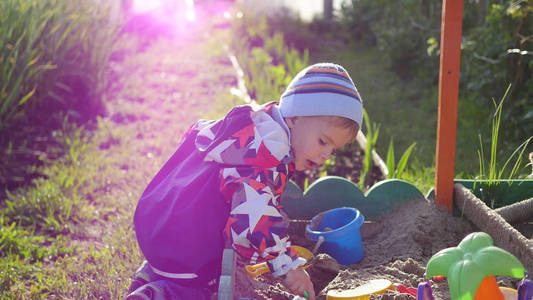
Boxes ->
[312,236,325,255]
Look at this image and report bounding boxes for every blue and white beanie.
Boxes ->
[279,62,363,128]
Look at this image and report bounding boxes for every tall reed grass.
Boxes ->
[0,0,120,130]
[476,85,533,207]
[477,86,532,183]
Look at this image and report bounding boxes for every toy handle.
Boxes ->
[518,273,532,300]
[417,280,434,300]
[245,262,270,279]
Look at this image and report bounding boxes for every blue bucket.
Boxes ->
[305,207,364,265]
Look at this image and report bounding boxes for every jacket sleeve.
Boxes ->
[197,108,306,277]
[221,165,306,276]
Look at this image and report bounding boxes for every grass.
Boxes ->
[474,85,533,208]
[2,4,531,299]
[0,0,122,202]
[0,24,240,298]
[477,85,532,184]
[0,114,141,298]
[0,0,119,129]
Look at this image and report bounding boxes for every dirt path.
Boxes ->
[57,21,243,297]
[106,30,238,166]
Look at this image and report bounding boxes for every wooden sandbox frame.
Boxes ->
[454,183,533,277]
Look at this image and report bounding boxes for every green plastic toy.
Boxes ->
[425,232,525,300]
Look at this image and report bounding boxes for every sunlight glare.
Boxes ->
[185,0,196,22]
[133,0,162,14]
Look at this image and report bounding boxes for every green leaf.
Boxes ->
[395,142,416,178]
[500,137,532,180]
[17,87,35,106]
[386,139,395,178]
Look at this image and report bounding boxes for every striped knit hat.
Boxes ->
[279,62,363,127]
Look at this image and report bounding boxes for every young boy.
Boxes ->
[125,62,363,300]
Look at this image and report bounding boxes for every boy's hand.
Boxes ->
[283,267,315,300]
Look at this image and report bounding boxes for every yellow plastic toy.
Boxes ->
[245,245,315,279]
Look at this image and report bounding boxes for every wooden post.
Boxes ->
[435,0,464,212]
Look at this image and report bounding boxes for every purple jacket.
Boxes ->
[134,102,305,286]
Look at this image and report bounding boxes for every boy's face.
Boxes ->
[286,116,354,171]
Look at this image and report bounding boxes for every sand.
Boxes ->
[233,197,522,299]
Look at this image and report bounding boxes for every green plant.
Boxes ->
[339,0,533,151]
[476,85,533,207]
[385,138,416,179]
[339,0,441,83]
[0,0,53,128]
[240,40,308,103]
[0,217,47,261]
[1,119,96,234]
[3,179,72,233]
[461,1,533,144]
[359,109,380,188]
[0,0,120,129]
[229,7,309,103]
[356,108,417,188]
[331,0,532,177]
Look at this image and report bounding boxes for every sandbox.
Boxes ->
[226,178,532,300]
